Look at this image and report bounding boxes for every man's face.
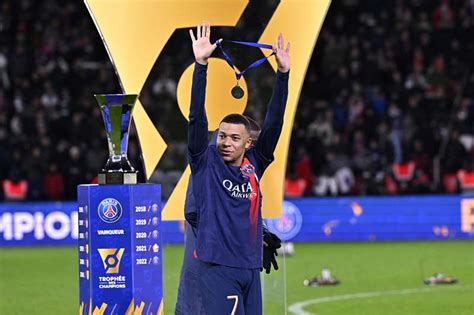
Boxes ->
[217,122,252,165]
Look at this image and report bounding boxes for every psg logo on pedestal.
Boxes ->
[98,198,123,224]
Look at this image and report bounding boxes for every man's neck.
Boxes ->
[227,156,244,167]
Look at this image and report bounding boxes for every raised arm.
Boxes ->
[188,22,218,156]
[254,33,290,163]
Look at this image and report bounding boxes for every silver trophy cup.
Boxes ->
[95,94,138,184]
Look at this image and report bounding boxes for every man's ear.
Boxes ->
[245,137,252,150]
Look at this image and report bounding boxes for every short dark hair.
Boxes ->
[245,116,261,142]
[220,114,251,135]
[245,116,261,134]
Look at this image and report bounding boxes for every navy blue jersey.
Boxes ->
[188,63,288,269]
[176,132,218,314]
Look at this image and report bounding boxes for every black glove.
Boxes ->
[261,231,282,274]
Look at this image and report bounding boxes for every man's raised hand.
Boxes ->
[273,33,290,73]
[189,22,217,65]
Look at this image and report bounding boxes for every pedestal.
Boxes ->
[78,184,163,314]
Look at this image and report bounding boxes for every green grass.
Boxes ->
[0,241,473,314]
[280,241,474,315]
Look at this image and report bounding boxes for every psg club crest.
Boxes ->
[98,198,123,223]
[240,164,255,176]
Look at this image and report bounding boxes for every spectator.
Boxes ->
[1,0,473,200]
[2,169,28,201]
[457,160,474,194]
[285,170,307,198]
[43,164,64,200]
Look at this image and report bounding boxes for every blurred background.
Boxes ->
[0,0,472,201]
[0,0,473,314]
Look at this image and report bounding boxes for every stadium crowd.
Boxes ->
[0,0,473,201]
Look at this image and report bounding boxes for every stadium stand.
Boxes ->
[0,0,472,200]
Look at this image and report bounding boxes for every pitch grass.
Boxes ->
[0,241,473,315]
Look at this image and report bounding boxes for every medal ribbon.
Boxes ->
[216,39,275,81]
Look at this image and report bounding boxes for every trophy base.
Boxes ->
[98,172,138,185]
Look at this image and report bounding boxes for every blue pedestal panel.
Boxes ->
[78,184,163,314]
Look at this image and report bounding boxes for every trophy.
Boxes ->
[79,93,163,314]
[95,94,138,184]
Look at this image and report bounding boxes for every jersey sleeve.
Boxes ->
[188,63,210,170]
[184,177,198,228]
[253,70,289,173]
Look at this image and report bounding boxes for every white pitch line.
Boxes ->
[288,285,472,315]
